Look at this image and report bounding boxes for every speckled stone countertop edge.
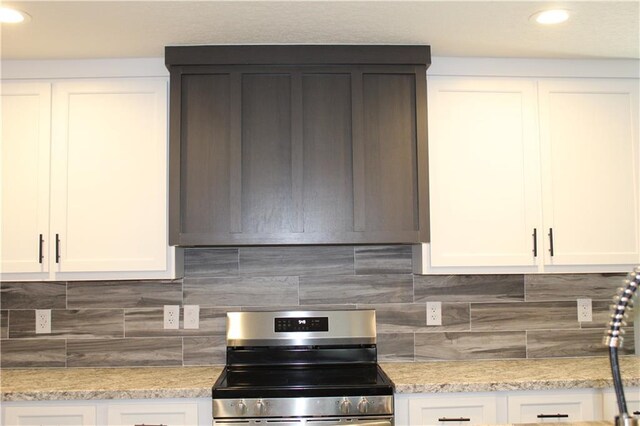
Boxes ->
[1,357,638,401]
[1,388,212,402]
[393,378,640,394]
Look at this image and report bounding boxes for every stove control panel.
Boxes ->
[274,316,328,333]
[213,395,393,419]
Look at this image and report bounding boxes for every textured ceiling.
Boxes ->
[1,1,638,60]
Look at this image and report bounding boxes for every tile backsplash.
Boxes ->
[0,245,634,368]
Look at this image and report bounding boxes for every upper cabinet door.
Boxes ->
[428,77,540,267]
[361,71,427,240]
[170,61,429,246]
[1,82,51,274]
[177,70,300,243]
[50,79,169,273]
[539,79,639,266]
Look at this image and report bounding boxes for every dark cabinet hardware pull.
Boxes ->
[537,414,569,419]
[55,234,60,263]
[532,228,538,257]
[633,411,640,415]
[38,234,44,264]
[438,418,471,422]
[548,228,554,257]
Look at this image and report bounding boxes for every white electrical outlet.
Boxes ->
[35,309,51,334]
[427,301,442,326]
[164,305,180,329]
[183,305,200,329]
[577,298,593,322]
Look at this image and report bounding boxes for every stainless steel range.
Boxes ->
[212,310,394,425]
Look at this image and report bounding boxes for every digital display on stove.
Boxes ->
[275,317,329,332]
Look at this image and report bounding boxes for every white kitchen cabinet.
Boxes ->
[1,78,178,281]
[603,387,640,419]
[407,393,499,425]
[507,391,600,423]
[2,398,210,426]
[1,82,51,275]
[107,401,199,425]
[397,388,611,424]
[3,404,97,426]
[419,76,639,273]
[427,77,540,268]
[538,79,639,267]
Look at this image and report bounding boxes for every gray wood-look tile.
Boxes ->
[1,339,66,368]
[356,303,470,333]
[9,309,124,339]
[527,329,635,358]
[239,246,354,276]
[184,248,239,277]
[377,332,414,362]
[414,275,524,303]
[0,282,66,309]
[525,273,626,301]
[184,276,299,307]
[67,280,182,308]
[354,245,412,275]
[183,336,226,365]
[423,303,471,332]
[1,310,7,339]
[299,275,413,305]
[67,338,183,367]
[415,331,527,361]
[125,308,227,337]
[470,301,579,331]
[243,304,357,311]
[581,300,634,329]
[358,303,426,332]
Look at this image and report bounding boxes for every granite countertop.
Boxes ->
[382,356,639,394]
[0,357,638,401]
[0,366,223,401]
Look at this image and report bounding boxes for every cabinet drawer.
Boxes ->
[408,395,498,426]
[603,387,640,419]
[4,405,97,426]
[107,402,198,426]
[507,392,598,423]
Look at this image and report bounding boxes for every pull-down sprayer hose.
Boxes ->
[604,267,639,426]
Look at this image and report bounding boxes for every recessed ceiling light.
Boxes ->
[531,9,570,25]
[0,7,30,24]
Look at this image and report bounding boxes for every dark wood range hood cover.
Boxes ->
[165,45,431,246]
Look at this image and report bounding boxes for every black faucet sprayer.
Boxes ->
[604,267,639,426]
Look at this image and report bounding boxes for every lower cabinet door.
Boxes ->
[3,405,97,426]
[507,392,598,423]
[603,387,640,419]
[408,395,498,425]
[107,402,199,426]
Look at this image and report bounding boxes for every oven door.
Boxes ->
[214,418,393,425]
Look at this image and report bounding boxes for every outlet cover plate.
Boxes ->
[427,301,442,326]
[577,298,592,322]
[35,309,51,334]
[164,305,180,329]
[183,305,200,329]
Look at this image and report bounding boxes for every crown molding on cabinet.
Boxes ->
[1,58,168,79]
[428,57,640,79]
[2,56,639,80]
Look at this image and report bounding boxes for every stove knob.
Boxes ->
[236,400,247,416]
[357,397,370,414]
[256,399,266,415]
[339,398,351,414]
